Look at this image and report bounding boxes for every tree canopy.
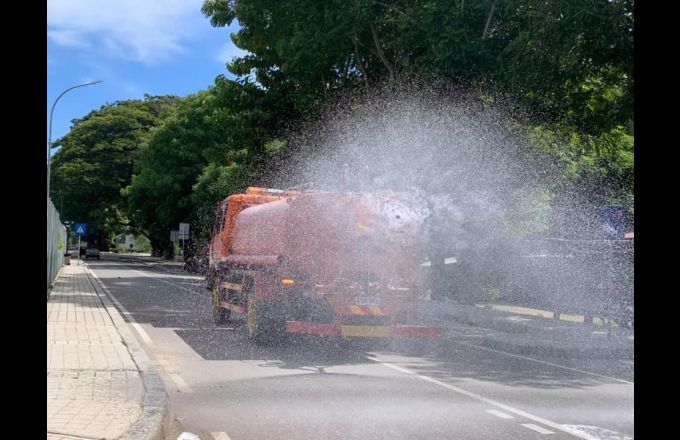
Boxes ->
[52,0,633,256]
[50,95,177,247]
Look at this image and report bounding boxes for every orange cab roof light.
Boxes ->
[245,187,286,195]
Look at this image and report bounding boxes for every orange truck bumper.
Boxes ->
[285,321,442,338]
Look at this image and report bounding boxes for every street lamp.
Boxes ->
[47,80,103,200]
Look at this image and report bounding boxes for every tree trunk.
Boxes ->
[370,23,395,81]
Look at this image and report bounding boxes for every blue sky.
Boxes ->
[47,0,244,156]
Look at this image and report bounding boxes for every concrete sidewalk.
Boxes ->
[420,300,634,359]
[47,262,167,440]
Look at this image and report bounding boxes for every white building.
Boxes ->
[114,234,139,251]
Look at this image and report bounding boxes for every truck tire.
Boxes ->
[246,297,285,344]
[212,285,231,324]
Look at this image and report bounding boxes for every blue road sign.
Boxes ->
[74,223,87,237]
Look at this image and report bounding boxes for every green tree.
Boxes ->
[50,95,177,248]
[125,92,227,256]
[493,0,633,132]
[527,123,634,231]
[125,75,297,256]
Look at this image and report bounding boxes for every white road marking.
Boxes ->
[88,263,198,396]
[486,409,514,419]
[445,337,633,385]
[170,373,193,393]
[563,425,633,440]
[91,259,623,440]
[367,356,599,440]
[130,268,207,298]
[131,322,153,345]
[85,264,155,348]
[522,423,555,435]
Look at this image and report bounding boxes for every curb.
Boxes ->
[83,263,169,440]
[474,335,635,360]
[423,302,634,359]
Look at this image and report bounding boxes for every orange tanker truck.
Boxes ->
[206,187,442,343]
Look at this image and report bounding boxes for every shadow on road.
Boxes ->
[86,259,630,389]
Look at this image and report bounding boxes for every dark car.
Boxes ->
[85,247,101,260]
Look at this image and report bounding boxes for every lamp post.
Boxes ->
[47,80,102,288]
[47,80,103,200]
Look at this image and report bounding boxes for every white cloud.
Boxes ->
[48,30,91,48]
[48,0,206,64]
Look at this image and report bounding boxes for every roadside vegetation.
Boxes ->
[50,0,633,262]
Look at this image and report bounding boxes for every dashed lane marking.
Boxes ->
[211,433,233,440]
[486,409,514,419]
[367,356,598,440]
[522,423,556,435]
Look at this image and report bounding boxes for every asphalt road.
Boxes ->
[86,256,634,440]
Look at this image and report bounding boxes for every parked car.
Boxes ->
[85,247,101,260]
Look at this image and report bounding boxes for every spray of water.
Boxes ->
[265,83,631,317]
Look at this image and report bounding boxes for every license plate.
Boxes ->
[355,296,380,306]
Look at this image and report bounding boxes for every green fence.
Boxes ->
[47,197,66,290]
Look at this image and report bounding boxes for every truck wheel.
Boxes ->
[246,297,285,344]
[212,286,231,324]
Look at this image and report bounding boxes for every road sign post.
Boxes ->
[170,230,179,259]
[74,223,86,265]
[179,223,190,259]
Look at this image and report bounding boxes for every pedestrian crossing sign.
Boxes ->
[74,223,87,237]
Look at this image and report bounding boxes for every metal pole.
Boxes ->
[48,80,103,200]
[78,236,81,265]
[48,81,102,275]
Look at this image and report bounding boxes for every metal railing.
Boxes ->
[47,197,66,290]
[504,238,634,322]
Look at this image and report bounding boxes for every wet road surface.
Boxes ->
[86,256,633,440]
